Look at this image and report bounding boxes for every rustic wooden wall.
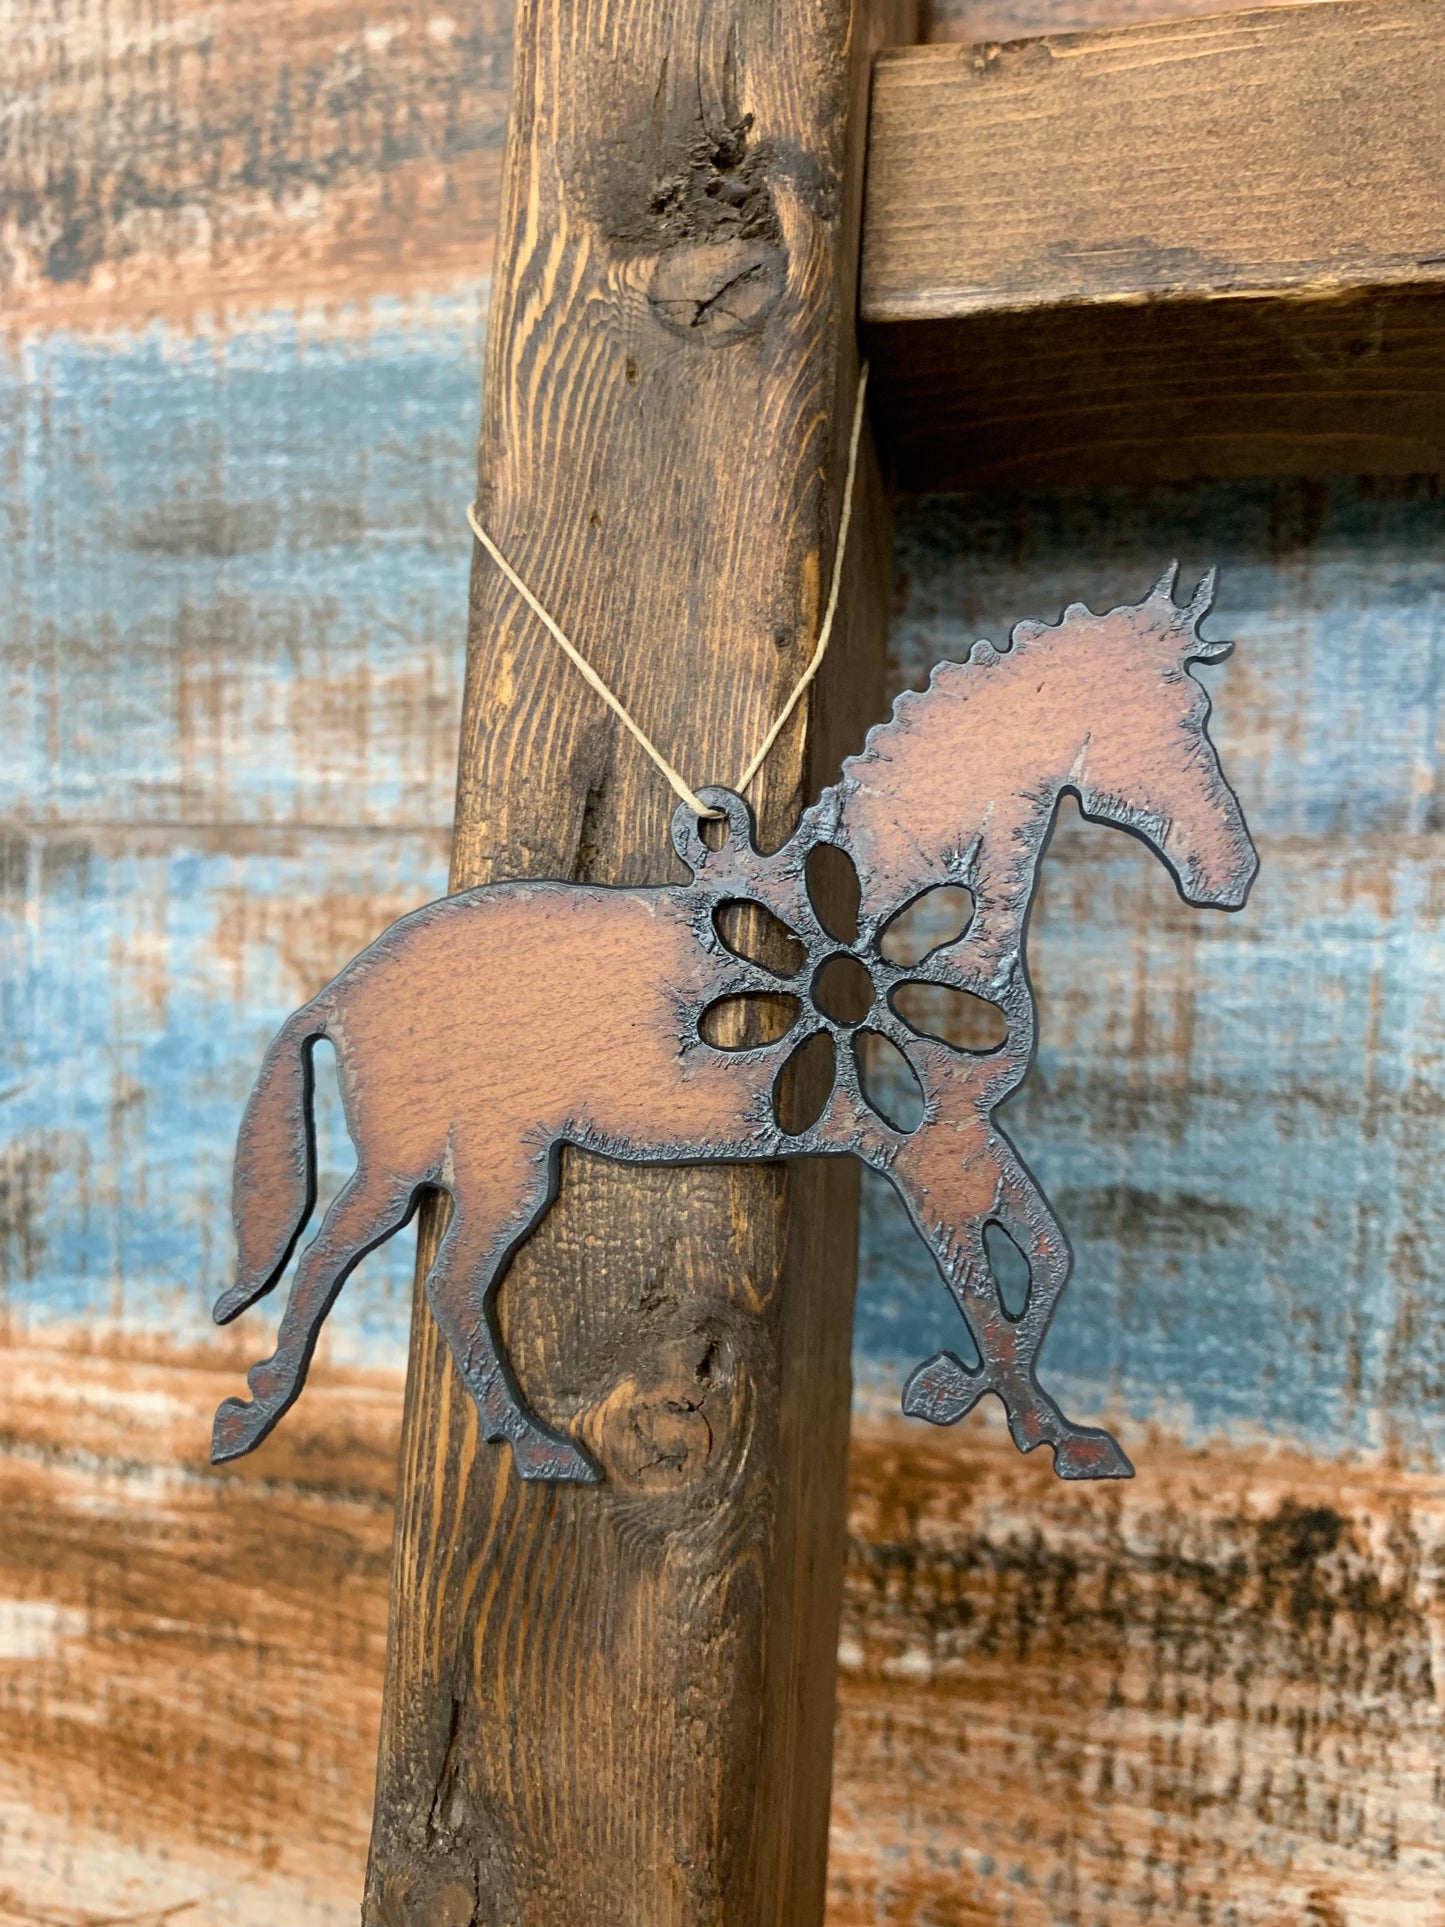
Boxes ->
[2,2,1442,1924]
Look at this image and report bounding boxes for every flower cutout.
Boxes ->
[701,843,1008,1138]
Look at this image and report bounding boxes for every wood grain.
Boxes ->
[362,2,914,1920]
[829,1408,1445,1927]
[7,1347,1444,1927]
[0,1337,399,1927]
[862,0,1445,486]
[928,0,1337,40]
[0,0,513,329]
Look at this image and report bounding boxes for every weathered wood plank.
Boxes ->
[862,0,1445,486]
[0,1339,398,1927]
[363,2,911,1920]
[0,304,477,1349]
[829,1411,1445,1927]
[930,0,1334,37]
[0,0,513,327]
[6,1350,1444,1927]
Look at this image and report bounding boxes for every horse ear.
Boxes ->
[1186,565,1218,626]
[1181,566,1232,661]
[1147,560,1181,607]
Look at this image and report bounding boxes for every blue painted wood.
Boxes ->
[4,303,1444,1467]
[859,482,1445,1459]
[0,299,483,1354]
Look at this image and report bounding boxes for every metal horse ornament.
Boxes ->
[212,568,1256,1482]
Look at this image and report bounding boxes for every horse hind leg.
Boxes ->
[211,1162,416,1463]
[900,1157,1132,1481]
[423,1181,598,1484]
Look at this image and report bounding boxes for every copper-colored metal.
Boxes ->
[212,569,1255,1481]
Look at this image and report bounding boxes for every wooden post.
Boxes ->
[363,2,913,1921]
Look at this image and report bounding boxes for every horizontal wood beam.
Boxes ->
[861,0,1445,489]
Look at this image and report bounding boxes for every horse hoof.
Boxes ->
[510,1426,602,1485]
[211,1396,272,1464]
[902,1352,985,1426]
[1052,1428,1134,1481]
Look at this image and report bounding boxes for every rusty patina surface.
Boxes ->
[213,572,1255,1482]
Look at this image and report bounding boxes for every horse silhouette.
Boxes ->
[211,567,1256,1482]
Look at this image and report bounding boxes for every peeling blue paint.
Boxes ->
[1,298,484,1357]
[3,305,1444,1460]
[859,483,1445,1458]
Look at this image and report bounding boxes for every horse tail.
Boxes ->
[213,1002,329,1326]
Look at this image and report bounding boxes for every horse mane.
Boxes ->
[838,565,1218,788]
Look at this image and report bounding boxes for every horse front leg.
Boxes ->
[894,1140,1132,1480]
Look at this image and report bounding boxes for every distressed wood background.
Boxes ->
[2,1,1441,1925]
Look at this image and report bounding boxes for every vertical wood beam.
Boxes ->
[364,3,914,1921]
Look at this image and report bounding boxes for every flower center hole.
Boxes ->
[813,953,873,1026]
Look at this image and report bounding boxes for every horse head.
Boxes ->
[826,565,1257,943]
[1045,563,1258,911]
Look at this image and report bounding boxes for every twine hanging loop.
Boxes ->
[466,364,871,819]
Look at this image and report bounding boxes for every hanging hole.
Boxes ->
[812,953,874,1026]
[773,1030,835,1136]
[805,842,861,944]
[700,993,801,1051]
[854,1029,925,1133]
[879,885,974,967]
[984,1222,1031,1321]
[891,982,1007,1053]
[699,813,729,850]
[713,901,808,976]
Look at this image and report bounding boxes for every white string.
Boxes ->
[465,501,713,817]
[466,362,871,820]
[733,363,870,797]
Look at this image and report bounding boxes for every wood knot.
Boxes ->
[373,1873,476,1927]
[647,238,785,342]
[587,1330,733,1489]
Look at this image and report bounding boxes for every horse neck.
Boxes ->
[829,672,1081,976]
